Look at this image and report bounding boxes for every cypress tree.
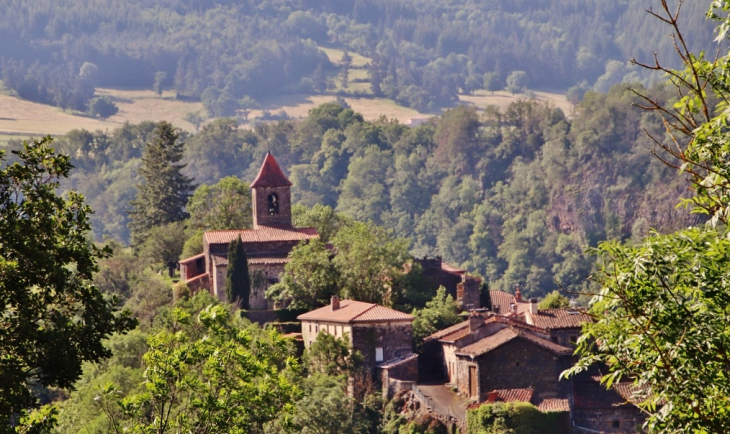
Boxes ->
[225,236,250,309]
[479,280,492,311]
[128,121,195,247]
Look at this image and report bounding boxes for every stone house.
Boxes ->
[421,312,573,403]
[178,152,318,308]
[298,296,417,380]
[415,256,481,310]
[487,287,531,315]
[572,370,647,433]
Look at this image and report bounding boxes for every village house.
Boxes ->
[421,312,573,404]
[178,152,318,308]
[298,296,416,375]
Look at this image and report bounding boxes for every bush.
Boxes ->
[89,96,119,118]
[467,402,569,434]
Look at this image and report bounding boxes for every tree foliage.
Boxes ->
[0,137,135,427]
[128,122,194,246]
[225,236,251,308]
[304,332,362,377]
[98,304,300,434]
[187,176,252,231]
[411,288,462,349]
[537,290,570,309]
[566,1,730,431]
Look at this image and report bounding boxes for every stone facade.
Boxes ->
[379,353,419,399]
[455,337,572,402]
[178,153,318,309]
[415,256,481,310]
[351,322,414,373]
[252,184,292,229]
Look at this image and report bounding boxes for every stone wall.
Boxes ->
[351,322,413,374]
[458,276,481,311]
[379,354,419,399]
[573,407,645,433]
[253,185,292,228]
[456,337,571,402]
[549,328,581,348]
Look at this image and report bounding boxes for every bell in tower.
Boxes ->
[250,152,292,229]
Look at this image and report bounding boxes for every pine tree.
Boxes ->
[128,121,194,246]
[225,236,250,309]
[479,280,492,311]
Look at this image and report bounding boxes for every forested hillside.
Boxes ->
[0,0,718,113]
[33,82,696,299]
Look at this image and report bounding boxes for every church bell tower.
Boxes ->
[250,152,293,229]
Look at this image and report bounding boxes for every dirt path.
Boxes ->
[416,384,469,421]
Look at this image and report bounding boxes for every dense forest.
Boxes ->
[13,82,693,300]
[0,0,720,112]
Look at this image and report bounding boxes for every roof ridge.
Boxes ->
[350,302,379,321]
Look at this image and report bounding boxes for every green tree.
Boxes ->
[304,332,363,377]
[537,290,569,309]
[479,280,492,311]
[153,71,167,96]
[267,239,338,310]
[0,137,135,428]
[183,111,203,131]
[505,70,528,94]
[137,221,186,276]
[225,236,251,308]
[187,176,252,231]
[332,221,412,306]
[98,305,300,434]
[128,122,194,247]
[89,96,119,119]
[411,287,462,349]
[290,374,368,434]
[238,96,259,121]
[565,2,730,432]
[483,72,501,95]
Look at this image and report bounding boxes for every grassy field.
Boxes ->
[319,46,371,68]
[0,83,570,145]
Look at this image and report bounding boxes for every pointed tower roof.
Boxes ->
[251,152,293,188]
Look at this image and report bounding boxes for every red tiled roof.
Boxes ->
[297,299,414,324]
[489,290,530,315]
[425,320,469,342]
[212,255,227,267]
[536,398,570,412]
[457,327,572,357]
[493,388,534,403]
[204,226,318,244]
[179,253,205,264]
[530,308,593,330]
[250,152,293,188]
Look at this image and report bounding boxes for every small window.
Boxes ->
[309,341,312,347]
[375,347,384,362]
[612,420,620,428]
[515,362,520,367]
[309,324,312,333]
[267,193,279,215]
[315,325,319,333]
[551,336,558,343]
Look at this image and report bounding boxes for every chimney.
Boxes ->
[487,391,499,403]
[515,285,522,302]
[469,311,482,333]
[529,298,538,315]
[331,295,340,311]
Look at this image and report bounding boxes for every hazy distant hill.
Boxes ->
[0,0,718,113]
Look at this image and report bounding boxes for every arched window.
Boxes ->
[267,193,279,215]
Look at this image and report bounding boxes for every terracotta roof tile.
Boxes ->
[493,388,534,403]
[251,152,293,187]
[179,253,205,264]
[489,290,530,315]
[457,327,572,357]
[530,308,593,330]
[424,320,469,342]
[212,255,227,267]
[297,299,414,324]
[204,226,318,244]
[536,398,570,412]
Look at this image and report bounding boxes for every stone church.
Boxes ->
[179,153,319,309]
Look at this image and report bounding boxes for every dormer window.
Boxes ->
[268,193,279,215]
